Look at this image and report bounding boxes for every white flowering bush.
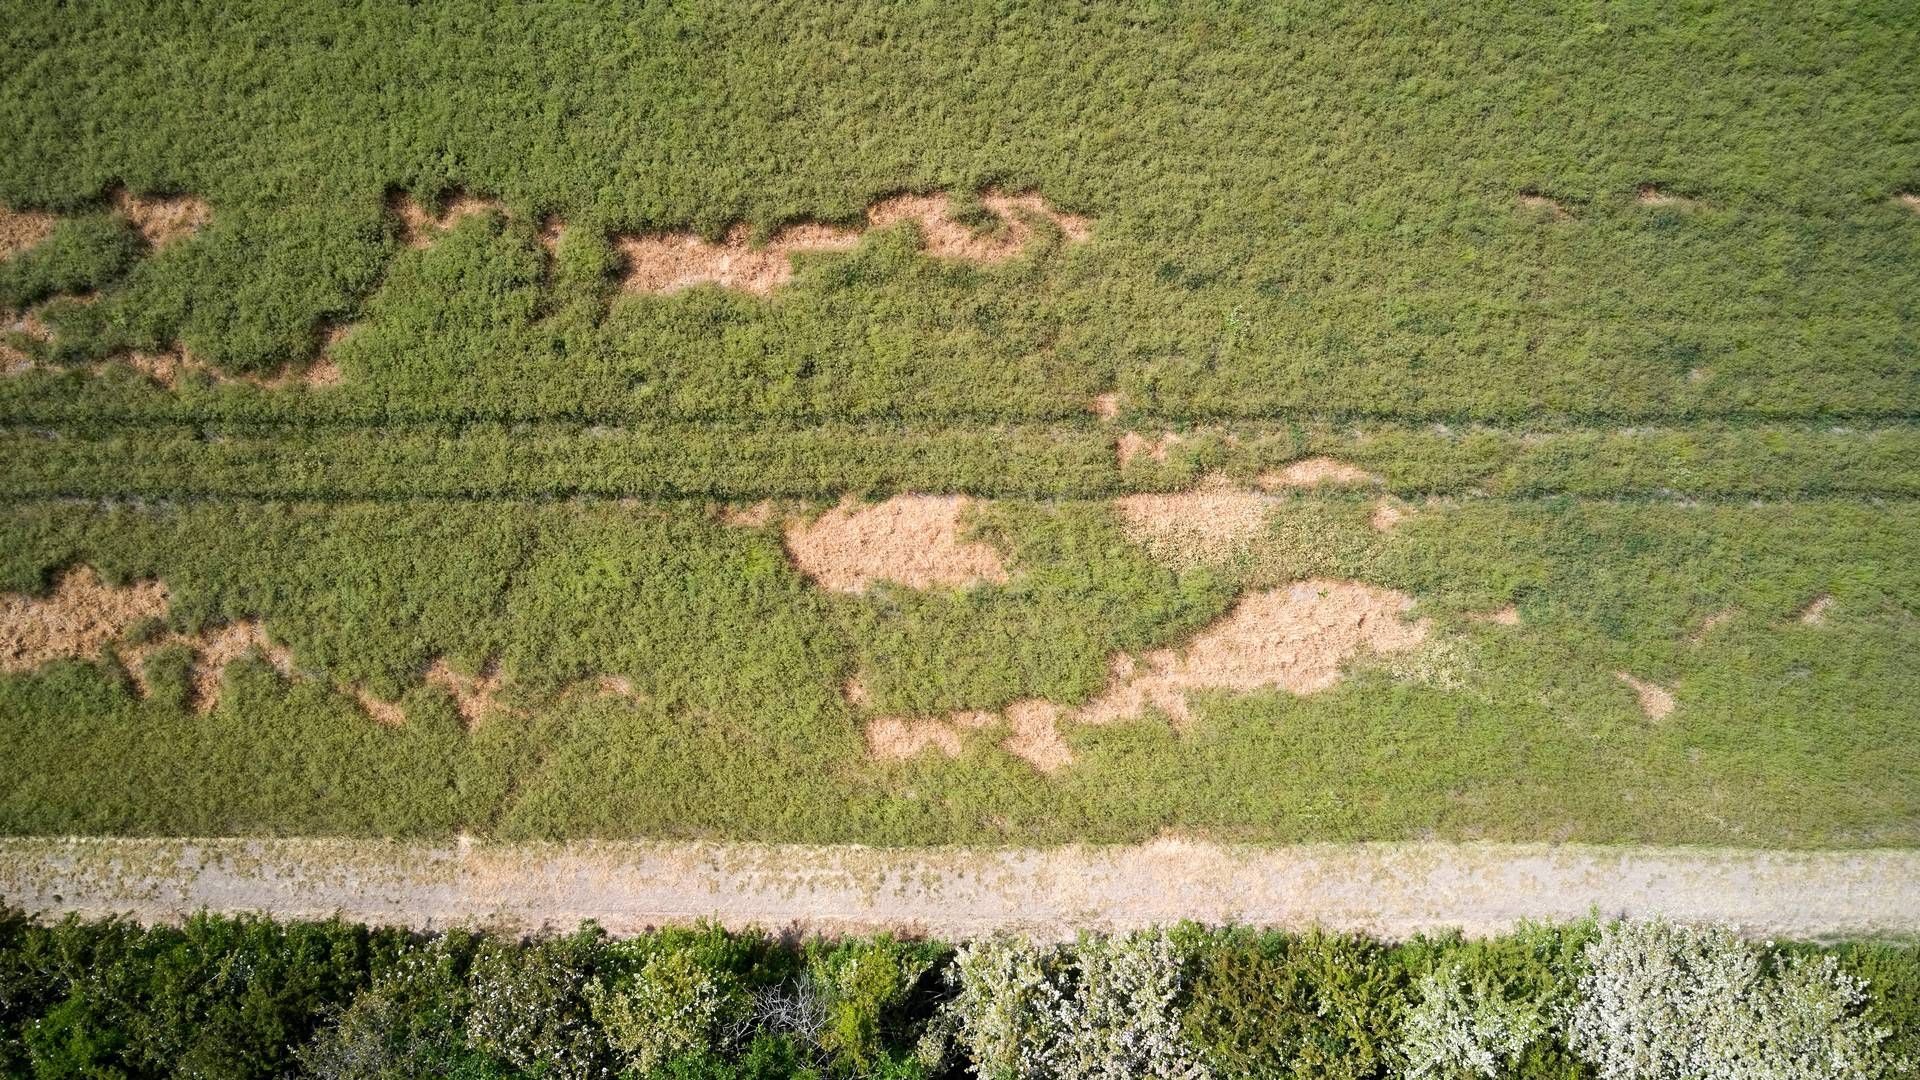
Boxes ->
[944,931,1212,1080]
[1396,963,1546,1079]
[945,934,1062,1079]
[586,947,742,1076]
[1567,918,1897,1080]
[464,934,609,1079]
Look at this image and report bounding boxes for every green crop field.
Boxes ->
[2,0,1918,847]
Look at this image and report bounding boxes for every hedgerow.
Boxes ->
[0,910,1911,1079]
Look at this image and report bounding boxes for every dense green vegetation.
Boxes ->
[0,910,1912,1079]
[1,496,1913,844]
[2,2,1918,421]
[1,0,1916,849]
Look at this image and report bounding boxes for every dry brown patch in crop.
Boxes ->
[1370,500,1409,532]
[1690,608,1736,644]
[1518,193,1571,219]
[107,343,340,390]
[1616,672,1676,719]
[120,620,300,713]
[1468,606,1522,626]
[618,190,1088,296]
[718,500,776,528]
[1893,193,1920,213]
[352,688,407,726]
[1075,581,1429,729]
[0,566,169,673]
[111,189,210,247]
[1259,457,1382,490]
[1798,595,1834,626]
[425,659,506,727]
[1636,185,1702,209]
[391,192,509,249]
[1115,430,1183,468]
[617,222,860,296]
[1114,477,1275,567]
[785,495,1008,592]
[1090,392,1122,419]
[867,189,1089,261]
[866,580,1426,772]
[0,205,56,259]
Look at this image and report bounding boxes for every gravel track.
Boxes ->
[4,837,1916,940]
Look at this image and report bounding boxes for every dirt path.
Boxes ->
[3,837,1916,941]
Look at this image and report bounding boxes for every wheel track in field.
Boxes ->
[4,837,1916,941]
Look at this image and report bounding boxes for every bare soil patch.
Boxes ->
[618,190,1089,296]
[0,205,56,259]
[785,495,1008,592]
[1114,477,1275,567]
[1089,392,1121,419]
[1258,457,1382,489]
[424,659,506,727]
[717,500,777,528]
[1469,606,1522,626]
[1616,672,1676,719]
[111,189,210,248]
[352,687,406,726]
[1115,430,1182,468]
[0,566,169,673]
[1370,500,1409,532]
[1894,193,1919,213]
[391,192,509,249]
[1799,595,1834,625]
[866,580,1427,771]
[867,190,1089,261]
[1690,608,1736,643]
[618,222,859,295]
[1636,185,1701,209]
[1517,193,1571,219]
[119,620,300,714]
[108,344,340,390]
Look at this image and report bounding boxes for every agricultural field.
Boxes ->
[2,0,1919,859]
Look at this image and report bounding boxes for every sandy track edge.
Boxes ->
[3,837,1916,941]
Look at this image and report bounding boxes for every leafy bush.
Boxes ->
[588,947,745,1076]
[1180,929,1405,1079]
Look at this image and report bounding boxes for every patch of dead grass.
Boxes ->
[1636,185,1702,209]
[105,343,341,390]
[1468,606,1522,626]
[1090,392,1121,419]
[1689,608,1736,644]
[617,189,1090,296]
[1114,476,1275,567]
[0,205,56,259]
[1518,193,1571,219]
[120,619,299,714]
[111,188,210,248]
[717,500,776,528]
[1616,672,1676,719]
[390,191,509,249]
[785,495,1008,592]
[864,579,1427,772]
[1115,430,1182,468]
[1370,500,1409,532]
[1258,457,1382,490]
[424,659,506,727]
[617,222,860,295]
[1894,193,1920,213]
[0,566,169,673]
[1799,595,1834,626]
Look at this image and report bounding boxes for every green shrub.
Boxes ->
[0,212,141,309]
